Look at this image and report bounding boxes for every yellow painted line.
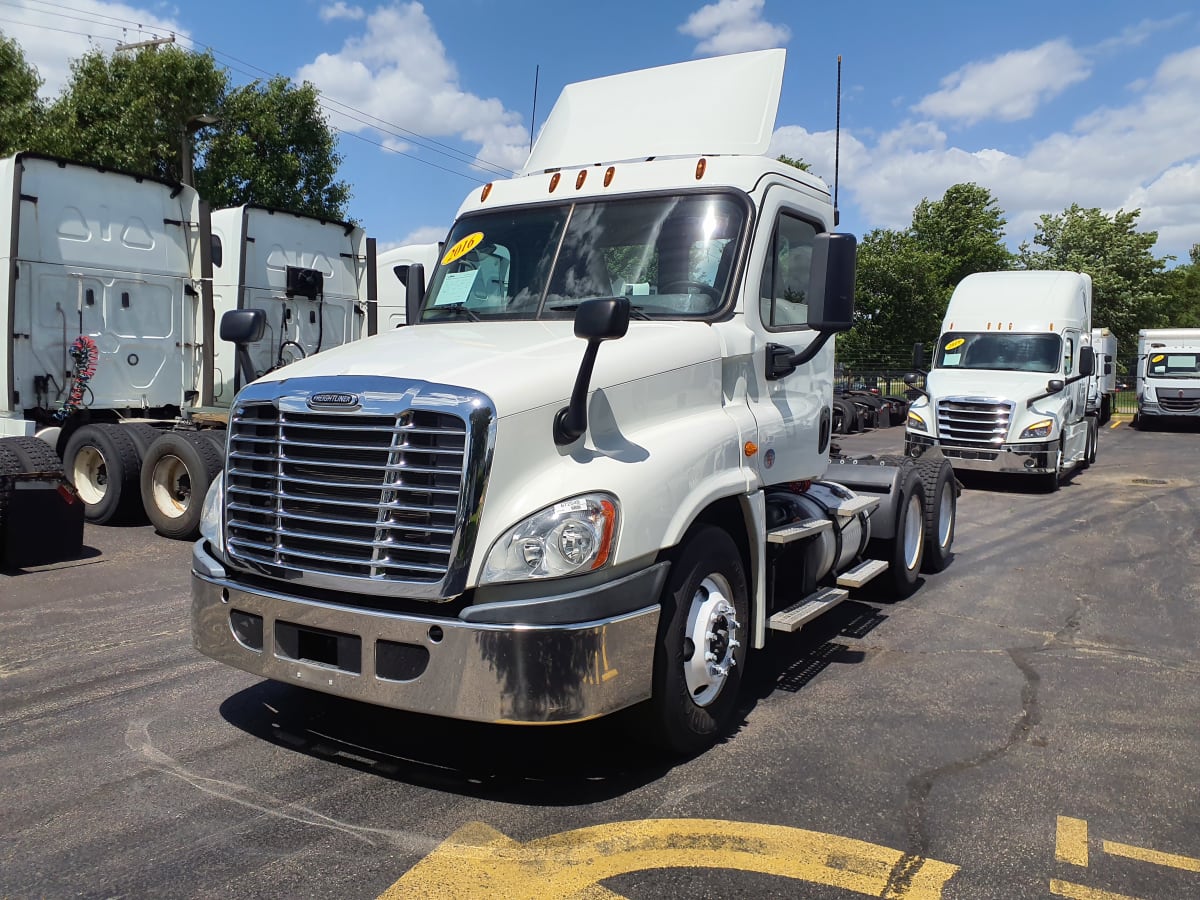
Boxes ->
[1056,816,1089,866]
[379,818,960,899]
[1104,839,1200,872]
[1050,878,1141,900]
[1109,419,1122,429]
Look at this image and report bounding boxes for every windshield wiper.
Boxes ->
[544,300,652,320]
[431,303,481,322]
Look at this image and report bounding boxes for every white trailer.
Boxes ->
[375,242,442,330]
[904,270,1098,490]
[1085,327,1118,425]
[1135,328,1200,427]
[0,154,376,540]
[192,50,959,756]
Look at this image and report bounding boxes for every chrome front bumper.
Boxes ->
[191,541,662,725]
[906,434,1056,474]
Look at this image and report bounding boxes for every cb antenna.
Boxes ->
[529,64,540,153]
[834,55,842,227]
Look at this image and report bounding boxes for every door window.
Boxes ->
[760,213,817,330]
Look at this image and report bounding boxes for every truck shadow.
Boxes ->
[956,470,1080,494]
[219,680,670,804]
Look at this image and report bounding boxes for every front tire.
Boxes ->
[647,525,749,756]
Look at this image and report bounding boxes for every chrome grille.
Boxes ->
[225,404,467,585]
[1159,397,1200,412]
[936,397,1013,446]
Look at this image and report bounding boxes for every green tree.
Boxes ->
[776,153,811,172]
[910,182,1013,287]
[195,76,350,219]
[1018,204,1169,349]
[1160,243,1200,328]
[0,32,44,156]
[38,46,226,181]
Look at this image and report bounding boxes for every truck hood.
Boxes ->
[926,368,1064,404]
[251,320,723,418]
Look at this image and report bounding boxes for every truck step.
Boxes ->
[831,495,880,518]
[766,518,831,544]
[768,587,849,633]
[836,558,889,588]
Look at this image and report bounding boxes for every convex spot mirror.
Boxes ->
[805,233,857,332]
[220,308,266,344]
[1046,378,1066,394]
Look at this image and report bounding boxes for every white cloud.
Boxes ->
[678,0,790,56]
[1091,14,1189,54]
[297,3,530,176]
[319,2,365,22]
[914,39,1091,125]
[0,0,188,97]
[773,44,1200,259]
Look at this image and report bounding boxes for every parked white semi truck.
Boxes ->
[904,270,1097,491]
[1086,327,1118,425]
[375,242,442,330]
[1135,328,1200,427]
[0,154,377,538]
[192,50,959,754]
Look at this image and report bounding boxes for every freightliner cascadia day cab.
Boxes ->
[0,154,377,540]
[192,50,959,754]
[905,270,1097,491]
[1135,328,1200,428]
[1086,327,1118,425]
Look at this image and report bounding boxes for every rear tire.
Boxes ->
[883,464,925,597]
[0,436,63,475]
[915,458,955,573]
[63,424,143,524]
[139,432,224,540]
[0,443,23,537]
[646,525,749,756]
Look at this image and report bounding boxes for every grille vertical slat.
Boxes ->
[225,405,468,586]
[936,398,1014,446]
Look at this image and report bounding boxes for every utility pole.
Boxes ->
[115,34,176,52]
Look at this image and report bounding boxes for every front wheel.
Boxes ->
[1042,439,1064,493]
[646,525,749,756]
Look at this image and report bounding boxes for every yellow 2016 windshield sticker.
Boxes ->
[1151,354,1165,362]
[442,232,483,265]
[945,338,965,350]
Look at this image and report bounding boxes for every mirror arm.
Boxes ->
[554,340,602,445]
[767,332,834,380]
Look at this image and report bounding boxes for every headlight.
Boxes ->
[1020,419,1054,439]
[482,493,618,584]
[199,471,225,555]
[1143,385,1156,401]
[906,411,927,432]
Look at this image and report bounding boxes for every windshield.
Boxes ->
[1147,352,1200,378]
[935,332,1063,374]
[418,193,746,322]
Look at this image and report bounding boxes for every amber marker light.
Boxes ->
[604,166,615,187]
[549,172,561,192]
[480,182,493,202]
[591,499,618,569]
[575,170,587,189]
[744,441,758,457]
[695,157,707,180]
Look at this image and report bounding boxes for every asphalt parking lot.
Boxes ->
[2,418,1199,899]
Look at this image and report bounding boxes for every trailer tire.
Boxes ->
[915,457,955,573]
[140,431,224,540]
[63,424,143,524]
[834,398,860,434]
[646,525,749,756]
[879,464,925,597]
[0,435,63,475]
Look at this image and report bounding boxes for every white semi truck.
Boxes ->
[904,270,1097,491]
[0,154,377,538]
[191,50,959,755]
[1135,328,1200,427]
[1086,327,1118,425]
[375,242,442,330]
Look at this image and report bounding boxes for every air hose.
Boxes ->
[54,335,98,421]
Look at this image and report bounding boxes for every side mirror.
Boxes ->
[912,342,925,370]
[805,233,857,331]
[1078,346,1095,377]
[219,308,266,344]
[1046,378,1065,394]
[554,297,631,445]
[405,262,426,325]
[903,372,920,386]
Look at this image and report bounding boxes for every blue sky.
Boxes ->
[5,0,1200,261]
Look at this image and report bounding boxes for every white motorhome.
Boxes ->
[904,270,1097,490]
[208,205,372,403]
[192,50,959,755]
[1135,328,1200,427]
[1086,327,1118,424]
[0,154,376,539]
[375,242,442,330]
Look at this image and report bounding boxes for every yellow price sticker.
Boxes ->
[1151,354,1165,362]
[945,338,965,350]
[442,232,484,265]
